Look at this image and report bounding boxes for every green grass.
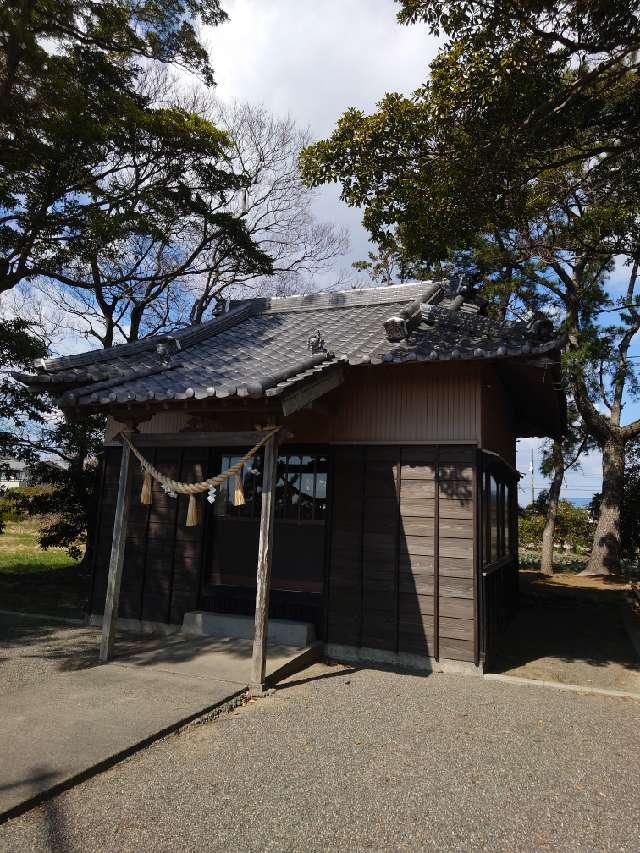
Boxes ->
[0,520,88,617]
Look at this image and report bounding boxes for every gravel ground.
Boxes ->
[1,663,638,853]
[0,614,98,695]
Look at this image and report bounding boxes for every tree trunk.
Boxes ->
[540,442,564,576]
[581,436,625,576]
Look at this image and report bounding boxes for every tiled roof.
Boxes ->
[15,280,564,409]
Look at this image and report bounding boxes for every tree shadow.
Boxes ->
[491,590,640,676]
[274,664,359,691]
[0,563,89,621]
[326,446,476,672]
[1,764,73,853]
[0,613,99,678]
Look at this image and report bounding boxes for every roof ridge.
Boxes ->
[236,280,445,315]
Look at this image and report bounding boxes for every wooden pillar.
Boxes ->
[99,435,132,662]
[250,433,279,691]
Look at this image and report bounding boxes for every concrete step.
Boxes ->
[181,611,316,646]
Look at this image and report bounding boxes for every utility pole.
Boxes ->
[530,447,535,507]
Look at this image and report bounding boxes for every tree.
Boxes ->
[0,318,49,460]
[26,91,348,346]
[301,2,640,575]
[0,302,104,561]
[0,0,272,300]
[351,237,435,286]
[538,407,591,576]
[7,413,106,563]
[591,438,640,566]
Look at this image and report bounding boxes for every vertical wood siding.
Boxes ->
[106,362,483,447]
[91,445,206,625]
[328,364,481,444]
[326,444,476,663]
[437,447,475,661]
[481,367,516,466]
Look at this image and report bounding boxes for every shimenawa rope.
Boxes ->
[118,427,280,527]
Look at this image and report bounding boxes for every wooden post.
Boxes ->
[250,432,279,691]
[99,435,132,662]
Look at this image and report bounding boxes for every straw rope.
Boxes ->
[119,427,280,496]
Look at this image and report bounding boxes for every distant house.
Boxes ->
[0,458,28,490]
[17,279,565,677]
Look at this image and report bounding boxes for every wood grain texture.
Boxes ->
[251,433,278,689]
[99,438,132,662]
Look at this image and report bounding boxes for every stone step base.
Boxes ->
[182,611,316,647]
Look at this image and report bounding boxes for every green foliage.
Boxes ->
[0,486,50,522]
[6,414,106,560]
[301,1,640,271]
[352,237,436,285]
[1,0,272,301]
[518,511,546,550]
[519,501,594,552]
[0,0,278,562]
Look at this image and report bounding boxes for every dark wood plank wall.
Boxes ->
[327,445,476,662]
[91,446,205,624]
[92,443,476,664]
[437,448,475,661]
[91,446,120,615]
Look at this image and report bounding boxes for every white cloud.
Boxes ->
[203,0,440,267]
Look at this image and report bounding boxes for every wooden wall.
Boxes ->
[326,364,482,444]
[326,445,476,662]
[106,362,484,447]
[91,446,205,625]
[480,367,516,466]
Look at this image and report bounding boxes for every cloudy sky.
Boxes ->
[200,0,607,501]
[204,0,440,270]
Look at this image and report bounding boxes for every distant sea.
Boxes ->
[566,497,592,507]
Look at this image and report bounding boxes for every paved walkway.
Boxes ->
[1,663,639,852]
[0,613,313,821]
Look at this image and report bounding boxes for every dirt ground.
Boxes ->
[493,570,640,692]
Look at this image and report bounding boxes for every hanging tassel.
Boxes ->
[186,493,200,527]
[232,474,246,507]
[140,469,153,505]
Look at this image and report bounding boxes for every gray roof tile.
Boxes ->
[15,280,563,409]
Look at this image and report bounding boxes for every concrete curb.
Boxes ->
[325,644,483,677]
[0,688,246,826]
[484,673,640,702]
[0,609,86,626]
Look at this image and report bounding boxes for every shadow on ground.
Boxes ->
[491,573,640,691]
[0,614,99,686]
[0,563,90,620]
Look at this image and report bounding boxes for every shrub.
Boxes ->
[0,486,51,523]
[518,512,545,549]
[518,500,594,552]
